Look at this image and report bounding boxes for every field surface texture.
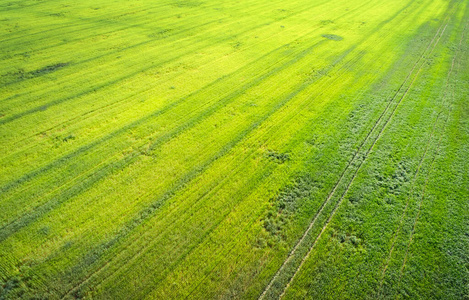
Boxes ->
[1,0,468,299]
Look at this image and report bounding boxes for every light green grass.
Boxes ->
[1,0,468,299]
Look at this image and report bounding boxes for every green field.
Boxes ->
[1,0,468,298]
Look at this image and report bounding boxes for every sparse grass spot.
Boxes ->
[321,34,344,41]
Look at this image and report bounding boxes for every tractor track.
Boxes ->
[259,11,450,299]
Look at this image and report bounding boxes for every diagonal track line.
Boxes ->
[259,11,450,299]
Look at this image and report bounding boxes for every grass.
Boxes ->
[0,0,468,299]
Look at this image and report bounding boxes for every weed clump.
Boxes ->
[3,63,69,83]
[319,20,334,26]
[0,260,42,299]
[257,176,315,248]
[376,161,411,195]
[331,229,363,248]
[62,135,76,142]
[265,150,290,164]
[321,34,344,41]
[30,63,69,76]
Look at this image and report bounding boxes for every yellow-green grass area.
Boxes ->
[0,0,467,298]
